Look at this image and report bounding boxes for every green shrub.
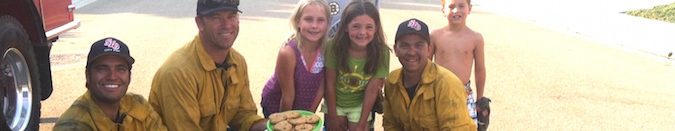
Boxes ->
[625,2,675,23]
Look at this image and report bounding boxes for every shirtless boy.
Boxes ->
[429,0,487,129]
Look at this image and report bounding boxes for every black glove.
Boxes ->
[476,97,491,131]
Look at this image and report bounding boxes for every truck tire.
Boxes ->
[0,16,42,131]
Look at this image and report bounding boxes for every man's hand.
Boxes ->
[249,120,267,131]
[476,97,491,131]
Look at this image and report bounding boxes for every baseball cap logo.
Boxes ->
[103,38,121,52]
[407,19,422,31]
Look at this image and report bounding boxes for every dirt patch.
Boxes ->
[50,53,86,66]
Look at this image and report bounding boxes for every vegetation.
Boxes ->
[625,2,675,23]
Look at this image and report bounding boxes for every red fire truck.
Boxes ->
[1,0,79,130]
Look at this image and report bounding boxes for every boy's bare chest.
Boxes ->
[435,37,474,56]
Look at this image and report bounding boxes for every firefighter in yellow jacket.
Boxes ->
[54,37,167,131]
[383,19,476,131]
[148,0,266,130]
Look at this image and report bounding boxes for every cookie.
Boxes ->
[273,121,293,131]
[294,124,314,131]
[269,113,287,124]
[304,115,320,124]
[285,111,302,119]
[288,117,307,125]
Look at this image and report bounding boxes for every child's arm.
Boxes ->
[277,46,297,112]
[310,77,325,112]
[356,78,383,130]
[474,34,486,100]
[428,29,439,61]
[324,68,344,130]
[428,41,436,60]
[357,51,390,130]
[323,41,345,130]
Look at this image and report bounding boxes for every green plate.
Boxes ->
[266,110,323,131]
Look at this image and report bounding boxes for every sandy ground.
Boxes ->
[38,0,675,130]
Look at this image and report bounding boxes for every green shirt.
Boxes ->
[325,40,390,107]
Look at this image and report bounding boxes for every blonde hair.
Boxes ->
[283,0,331,52]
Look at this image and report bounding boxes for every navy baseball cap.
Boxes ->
[86,37,135,69]
[395,18,430,44]
[197,0,242,16]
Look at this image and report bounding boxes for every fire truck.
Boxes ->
[1,0,79,130]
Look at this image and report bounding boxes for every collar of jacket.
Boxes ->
[193,35,239,71]
[80,91,117,129]
[83,91,152,123]
[387,60,438,100]
[387,59,437,85]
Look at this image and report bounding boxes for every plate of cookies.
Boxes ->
[267,110,323,131]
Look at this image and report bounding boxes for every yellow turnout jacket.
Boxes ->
[383,60,476,131]
[149,35,264,131]
[54,91,167,131]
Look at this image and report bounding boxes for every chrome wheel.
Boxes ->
[2,48,32,131]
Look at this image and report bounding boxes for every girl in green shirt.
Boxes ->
[322,1,390,131]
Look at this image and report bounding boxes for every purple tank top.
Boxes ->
[261,41,325,114]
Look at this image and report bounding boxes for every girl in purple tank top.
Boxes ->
[261,0,332,118]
